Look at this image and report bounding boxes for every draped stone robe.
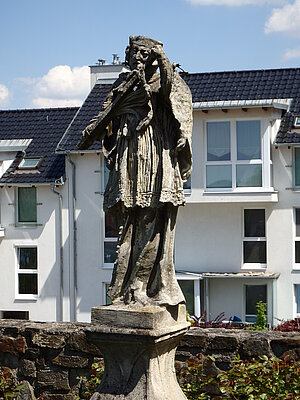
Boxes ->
[86,63,193,306]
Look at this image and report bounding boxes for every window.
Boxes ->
[103,283,112,305]
[19,158,41,169]
[294,148,300,188]
[243,209,266,265]
[206,120,264,190]
[104,212,117,267]
[178,280,195,315]
[245,284,267,323]
[295,285,300,315]
[17,187,37,223]
[183,175,191,191]
[295,209,300,264]
[16,247,38,298]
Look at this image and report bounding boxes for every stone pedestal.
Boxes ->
[89,304,189,400]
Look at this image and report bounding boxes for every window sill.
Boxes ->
[186,189,278,203]
[15,223,41,228]
[241,264,267,270]
[103,263,114,269]
[14,296,38,302]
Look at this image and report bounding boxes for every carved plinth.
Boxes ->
[89,304,189,400]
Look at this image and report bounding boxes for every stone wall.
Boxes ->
[0,320,299,399]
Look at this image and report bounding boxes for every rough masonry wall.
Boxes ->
[0,320,299,399]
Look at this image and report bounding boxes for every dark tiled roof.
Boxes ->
[57,84,111,152]
[0,107,78,184]
[58,68,300,151]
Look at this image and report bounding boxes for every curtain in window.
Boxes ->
[18,187,37,223]
[237,120,261,160]
[207,122,230,161]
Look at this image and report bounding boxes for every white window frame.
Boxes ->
[102,160,117,269]
[15,244,38,300]
[16,186,37,226]
[294,284,300,317]
[242,208,267,269]
[204,118,271,193]
[293,208,300,270]
[293,147,300,190]
[244,283,267,323]
[176,273,202,317]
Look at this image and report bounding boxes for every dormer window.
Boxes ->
[294,116,300,128]
[19,158,41,169]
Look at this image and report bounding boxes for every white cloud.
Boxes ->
[265,0,300,35]
[16,65,90,108]
[283,46,300,60]
[31,97,85,108]
[187,0,284,6]
[0,84,10,106]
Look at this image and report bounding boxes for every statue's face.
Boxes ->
[128,44,151,70]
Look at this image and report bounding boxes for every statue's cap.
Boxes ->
[128,35,163,49]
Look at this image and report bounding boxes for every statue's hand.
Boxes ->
[176,137,187,153]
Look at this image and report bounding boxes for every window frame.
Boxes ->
[176,273,202,317]
[15,245,38,300]
[16,186,37,225]
[102,161,117,269]
[242,208,267,269]
[244,283,267,323]
[294,284,300,317]
[204,118,271,193]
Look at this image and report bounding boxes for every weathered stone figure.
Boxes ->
[80,36,192,308]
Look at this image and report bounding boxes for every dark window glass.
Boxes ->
[18,274,37,295]
[295,148,300,186]
[296,285,300,314]
[104,242,117,264]
[105,283,112,305]
[296,209,300,237]
[183,176,191,190]
[18,187,37,223]
[105,213,118,238]
[178,280,194,316]
[295,242,300,263]
[244,242,266,263]
[246,285,267,315]
[19,248,37,269]
[244,209,265,237]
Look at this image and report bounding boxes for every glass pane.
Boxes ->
[206,165,232,188]
[18,187,37,223]
[105,213,118,238]
[105,283,112,305]
[104,241,117,264]
[295,148,300,187]
[296,209,300,237]
[236,164,262,187]
[183,175,191,190]
[19,248,37,269]
[19,158,40,169]
[246,285,267,315]
[19,274,37,295]
[296,285,300,314]
[178,280,194,315]
[207,122,230,161]
[244,209,265,237]
[244,241,266,263]
[237,120,261,160]
[295,242,300,263]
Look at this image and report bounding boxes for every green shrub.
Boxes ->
[0,367,24,399]
[77,355,300,399]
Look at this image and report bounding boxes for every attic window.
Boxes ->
[19,158,41,169]
[294,116,300,128]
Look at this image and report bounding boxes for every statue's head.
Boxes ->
[125,36,163,70]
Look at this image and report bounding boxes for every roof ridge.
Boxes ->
[185,66,300,76]
[0,106,79,113]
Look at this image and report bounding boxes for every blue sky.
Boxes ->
[1,0,300,109]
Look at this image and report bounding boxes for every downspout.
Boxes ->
[51,182,63,321]
[67,152,77,321]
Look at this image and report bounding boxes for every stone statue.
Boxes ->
[79,36,192,308]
